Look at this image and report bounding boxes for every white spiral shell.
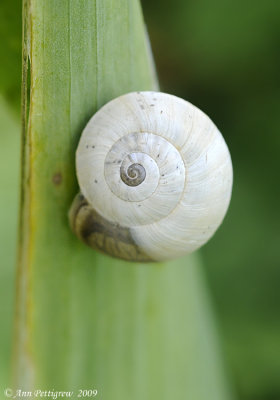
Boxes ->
[70,91,233,262]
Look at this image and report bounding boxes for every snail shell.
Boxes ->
[69,91,233,262]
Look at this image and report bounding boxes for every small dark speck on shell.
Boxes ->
[94,179,98,183]
[92,145,95,149]
[52,172,62,186]
[140,105,145,110]
[160,110,163,114]
[150,104,155,107]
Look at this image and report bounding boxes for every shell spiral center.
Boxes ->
[120,162,146,187]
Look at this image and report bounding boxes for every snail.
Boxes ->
[69,91,233,262]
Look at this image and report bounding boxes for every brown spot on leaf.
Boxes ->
[52,172,62,186]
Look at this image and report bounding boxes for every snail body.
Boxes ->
[69,91,233,262]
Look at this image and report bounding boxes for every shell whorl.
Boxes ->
[72,91,233,262]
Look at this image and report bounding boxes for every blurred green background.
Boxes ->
[0,0,279,399]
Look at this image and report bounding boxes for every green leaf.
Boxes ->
[0,96,20,389]
[14,1,233,398]
[0,0,21,109]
